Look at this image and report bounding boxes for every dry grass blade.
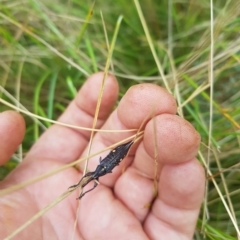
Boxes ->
[199,151,240,238]
[133,0,171,93]
[70,15,124,240]
[0,134,141,198]
[0,98,137,133]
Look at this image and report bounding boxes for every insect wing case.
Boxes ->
[95,141,134,176]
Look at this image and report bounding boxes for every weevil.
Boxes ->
[69,140,134,199]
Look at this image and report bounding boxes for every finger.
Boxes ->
[135,114,201,177]
[0,111,25,166]
[77,84,177,186]
[26,72,119,163]
[114,114,202,221]
[144,159,205,239]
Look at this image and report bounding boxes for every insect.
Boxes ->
[69,140,134,199]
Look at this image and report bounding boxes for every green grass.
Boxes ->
[1,0,240,239]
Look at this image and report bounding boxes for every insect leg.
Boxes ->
[69,172,93,189]
[78,180,99,199]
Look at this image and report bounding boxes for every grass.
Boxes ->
[0,0,240,239]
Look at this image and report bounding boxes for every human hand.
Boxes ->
[0,72,205,240]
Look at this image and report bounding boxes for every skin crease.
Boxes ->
[0,72,205,240]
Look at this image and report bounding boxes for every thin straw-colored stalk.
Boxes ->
[202,0,214,233]
[83,15,124,175]
[199,151,240,238]
[0,98,137,133]
[133,0,171,93]
[0,133,143,198]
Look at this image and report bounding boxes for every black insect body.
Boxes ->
[69,140,134,199]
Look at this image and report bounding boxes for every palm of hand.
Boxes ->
[0,73,204,240]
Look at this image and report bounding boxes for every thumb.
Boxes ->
[0,111,25,166]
